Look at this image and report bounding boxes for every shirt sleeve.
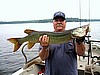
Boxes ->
[38,45,42,52]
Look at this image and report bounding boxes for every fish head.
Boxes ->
[71,25,90,38]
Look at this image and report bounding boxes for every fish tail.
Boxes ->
[7,38,21,52]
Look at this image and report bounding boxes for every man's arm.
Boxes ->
[76,42,85,56]
[39,47,49,61]
[38,35,49,61]
[75,37,85,56]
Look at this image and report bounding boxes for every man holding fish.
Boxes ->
[39,11,85,75]
[7,11,89,75]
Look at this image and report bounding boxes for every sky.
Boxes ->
[0,0,100,21]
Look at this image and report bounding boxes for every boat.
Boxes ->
[11,1,100,74]
[12,36,100,75]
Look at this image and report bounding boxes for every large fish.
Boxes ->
[7,24,89,52]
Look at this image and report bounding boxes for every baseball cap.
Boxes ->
[53,11,65,20]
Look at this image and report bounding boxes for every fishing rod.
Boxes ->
[79,0,82,27]
[78,0,91,65]
[87,0,92,65]
[21,43,39,64]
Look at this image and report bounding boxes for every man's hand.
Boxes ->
[39,35,49,48]
[39,35,49,60]
[76,36,85,44]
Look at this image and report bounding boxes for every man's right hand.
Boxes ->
[39,35,49,60]
[39,35,49,48]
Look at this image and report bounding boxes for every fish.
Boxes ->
[7,24,89,52]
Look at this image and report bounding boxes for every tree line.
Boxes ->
[0,18,100,24]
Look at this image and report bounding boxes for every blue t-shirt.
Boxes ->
[39,41,78,75]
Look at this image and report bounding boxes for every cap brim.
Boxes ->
[53,16,65,20]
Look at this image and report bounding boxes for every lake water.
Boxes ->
[0,22,100,75]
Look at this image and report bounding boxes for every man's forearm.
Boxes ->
[76,42,85,56]
[39,47,49,61]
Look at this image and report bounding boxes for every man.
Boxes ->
[39,11,85,75]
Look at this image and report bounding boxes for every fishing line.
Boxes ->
[88,0,91,36]
[79,0,92,66]
[79,0,82,27]
[88,0,91,25]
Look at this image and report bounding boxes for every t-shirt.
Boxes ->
[39,41,78,75]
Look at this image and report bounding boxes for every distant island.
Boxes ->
[0,18,100,24]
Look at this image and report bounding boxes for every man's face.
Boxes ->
[53,17,66,32]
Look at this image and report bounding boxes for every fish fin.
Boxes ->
[28,41,35,49]
[7,38,21,52]
[86,25,90,35]
[24,29,37,35]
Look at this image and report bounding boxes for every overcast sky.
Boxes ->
[0,0,100,21]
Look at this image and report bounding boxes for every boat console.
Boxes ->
[78,36,100,75]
